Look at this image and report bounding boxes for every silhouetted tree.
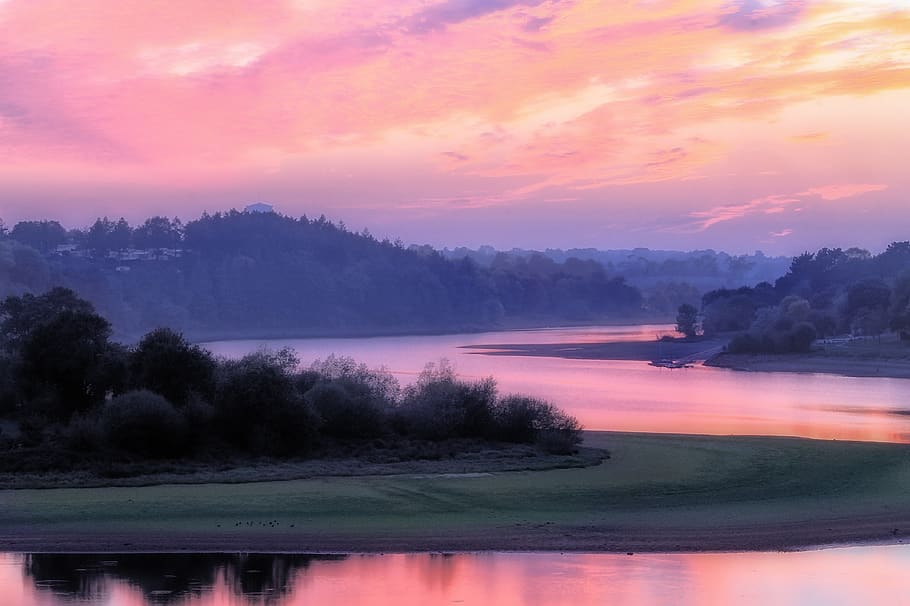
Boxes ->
[130,328,216,406]
[9,220,66,252]
[675,303,699,338]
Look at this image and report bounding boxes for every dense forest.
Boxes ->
[0,288,582,473]
[0,212,645,340]
[699,243,910,353]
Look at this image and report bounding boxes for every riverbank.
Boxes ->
[464,332,910,381]
[3,432,910,553]
[463,337,724,361]
[706,336,910,379]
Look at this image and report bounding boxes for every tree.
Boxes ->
[130,327,216,406]
[0,287,95,352]
[675,303,699,338]
[86,217,115,257]
[18,309,114,415]
[9,221,66,252]
[890,272,910,340]
[133,216,182,250]
[109,218,132,251]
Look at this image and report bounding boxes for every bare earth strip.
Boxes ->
[706,352,910,379]
[3,432,910,553]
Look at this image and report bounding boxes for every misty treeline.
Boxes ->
[0,212,644,340]
[442,245,790,315]
[0,288,582,471]
[698,243,910,353]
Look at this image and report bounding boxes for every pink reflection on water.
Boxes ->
[5,548,910,605]
[204,326,910,443]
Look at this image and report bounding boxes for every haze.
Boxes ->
[1,0,908,254]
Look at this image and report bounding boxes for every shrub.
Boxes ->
[214,349,318,455]
[65,413,104,452]
[305,380,388,439]
[101,390,187,458]
[398,362,496,440]
[492,395,582,452]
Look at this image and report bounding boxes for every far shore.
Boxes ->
[465,334,910,381]
[176,316,674,347]
[706,352,910,379]
[3,432,910,554]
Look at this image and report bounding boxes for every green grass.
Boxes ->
[2,432,910,548]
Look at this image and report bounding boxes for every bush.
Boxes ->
[398,362,496,440]
[65,413,104,452]
[214,349,318,455]
[492,395,582,452]
[101,390,187,458]
[305,380,388,439]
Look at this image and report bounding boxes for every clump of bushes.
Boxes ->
[0,289,584,463]
[101,390,187,458]
[727,296,819,354]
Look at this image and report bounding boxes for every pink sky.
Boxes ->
[0,0,908,254]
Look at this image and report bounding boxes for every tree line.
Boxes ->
[694,243,910,353]
[0,211,645,340]
[0,288,582,473]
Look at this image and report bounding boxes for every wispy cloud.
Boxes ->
[668,182,888,232]
[800,183,888,201]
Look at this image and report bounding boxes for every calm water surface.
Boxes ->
[205,325,910,443]
[4,548,910,605]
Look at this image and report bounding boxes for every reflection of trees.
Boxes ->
[24,553,346,604]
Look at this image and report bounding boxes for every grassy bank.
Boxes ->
[3,432,910,553]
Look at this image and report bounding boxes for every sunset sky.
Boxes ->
[0,0,908,254]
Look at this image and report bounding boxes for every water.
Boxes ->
[204,325,910,443]
[4,548,910,605]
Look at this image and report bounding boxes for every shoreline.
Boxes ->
[1,515,908,554]
[706,351,910,379]
[184,317,672,347]
[463,335,910,381]
[4,432,910,554]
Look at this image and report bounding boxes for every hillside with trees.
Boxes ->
[699,243,910,353]
[0,212,644,340]
[441,245,789,317]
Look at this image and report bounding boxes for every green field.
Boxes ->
[3,432,910,552]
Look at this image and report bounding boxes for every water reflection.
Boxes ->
[6,547,910,605]
[204,326,910,443]
[21,553,339,604]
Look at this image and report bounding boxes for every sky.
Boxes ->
[0,0,908,254]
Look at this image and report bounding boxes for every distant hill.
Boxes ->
[1,212,647,340]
